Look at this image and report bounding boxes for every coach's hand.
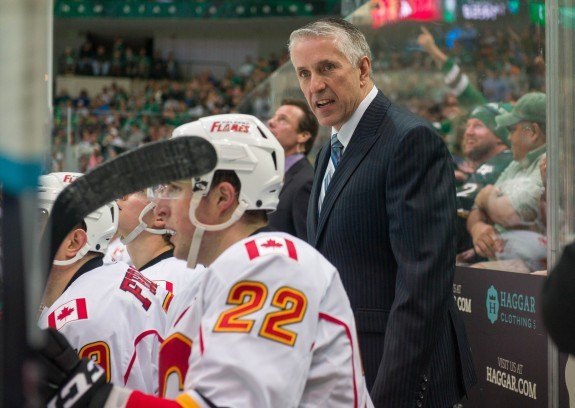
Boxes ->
[38,328,113,408]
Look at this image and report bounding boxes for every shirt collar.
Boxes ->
[139,249,174,271]
[519,144,546,169]
[284,153,305,173]
[331,85,377,149]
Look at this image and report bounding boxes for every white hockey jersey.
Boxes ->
[139,251,204,296]
[38,258,172,394]
[104,237,132,265]
[158,232,373,407]
[138,251,207,327]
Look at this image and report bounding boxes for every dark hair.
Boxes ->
[280,98,319,155]
[210,170,267,224]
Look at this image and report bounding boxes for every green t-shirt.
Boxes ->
[457,150,514,215]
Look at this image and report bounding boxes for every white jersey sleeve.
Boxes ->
[38,261,171,394]
[158,232,371,407]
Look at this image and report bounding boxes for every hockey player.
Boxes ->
[37,172,172,394]
[115,189,206,318]
[41,115,373,407]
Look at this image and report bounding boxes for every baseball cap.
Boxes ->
[469,102,512,146]
[495,92,546,128]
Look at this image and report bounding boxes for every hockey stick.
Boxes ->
[43,135,217,270]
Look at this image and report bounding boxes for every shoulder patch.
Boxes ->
[48,298,88,330]
[245,237,298,261]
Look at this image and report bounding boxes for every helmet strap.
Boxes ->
[53,243,91,266]
[186,191,248,267]
[121,202,168,245]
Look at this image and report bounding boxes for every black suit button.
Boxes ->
[416,401,423,407]
[423,374,428,383]
[418,392,424,399]
[421,383,427,391]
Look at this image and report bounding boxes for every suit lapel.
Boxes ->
[308,143,330,246]
[280,159,299,197]
[315,92,391,243]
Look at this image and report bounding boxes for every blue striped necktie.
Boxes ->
[318,133,343,214]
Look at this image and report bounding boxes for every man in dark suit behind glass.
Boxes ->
[267,99,318,241]
[289,18,476,407]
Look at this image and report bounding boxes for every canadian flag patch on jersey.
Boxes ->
[48,298,88,330]
[245,237,298,261]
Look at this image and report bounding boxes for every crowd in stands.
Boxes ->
[59,37,183,80]
[372,25,545,118]
[51,46,288,173]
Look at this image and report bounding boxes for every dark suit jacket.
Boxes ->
[307,91,476,407]
[268,157,313,241]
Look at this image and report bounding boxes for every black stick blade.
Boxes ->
[45,136,216,267]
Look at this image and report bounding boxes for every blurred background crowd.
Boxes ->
[51,23,545,174]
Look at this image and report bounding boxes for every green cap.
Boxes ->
[469,102,512,146]
[495,92,546,128]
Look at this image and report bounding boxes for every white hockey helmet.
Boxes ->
[171,113,284,211]
[169,114,284,267]
[38,172,119,263]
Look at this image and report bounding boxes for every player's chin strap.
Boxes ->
[120,202,169,245]
[186,191,248,268]
[53,243,91,266]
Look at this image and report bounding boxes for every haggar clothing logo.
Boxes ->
[486,285,499,324]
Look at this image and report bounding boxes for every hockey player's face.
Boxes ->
[154,181,195,260]
[116,192,149,236]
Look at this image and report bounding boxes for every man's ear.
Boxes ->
[359,56,371,86]
[58,228,89,259]
[69,229,89,253]
[297,131,311,145]
[213,181,238,214]
[531,123,543,138]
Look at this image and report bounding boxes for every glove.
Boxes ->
[38,328,113,408]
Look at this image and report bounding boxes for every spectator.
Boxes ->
[136,47,151,78]
[124,47,138,77]
[467,92,547,272]
[150,50,166,79]
[237,55,255,77]
[165,51,180,80]
[92,45,110,76]
[58,46,77,75]
[266,99,318,240]
[126,122,145,149]
[456,103,514,263]
[77,39,94,75]
[289,17,476,405]
[481,68,509,102]
[109,49,124,77]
